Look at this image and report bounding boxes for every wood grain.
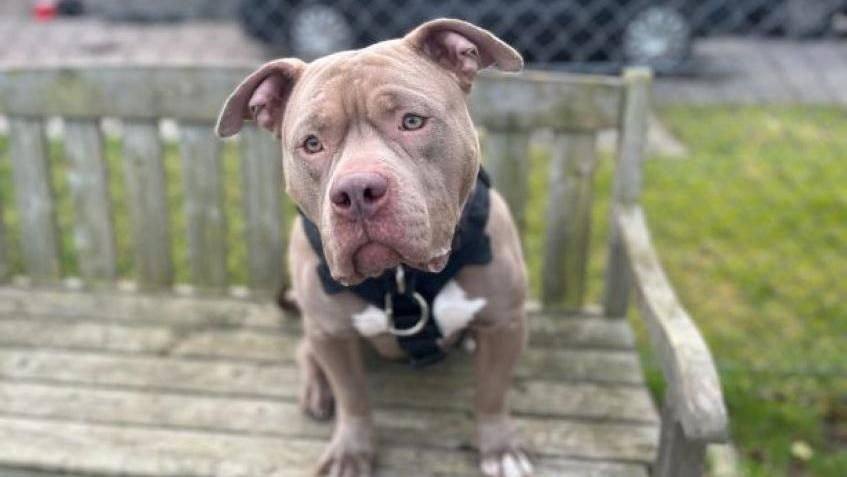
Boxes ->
[8,118,60,283]
[64,119,117,283]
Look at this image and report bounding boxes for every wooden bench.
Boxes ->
[0,65,728,476]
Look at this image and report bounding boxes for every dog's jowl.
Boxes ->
[217,18,532,477]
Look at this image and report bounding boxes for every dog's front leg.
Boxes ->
[473,314,534,477]
[307,331,374,477]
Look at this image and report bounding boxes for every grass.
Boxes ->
[524,105,847,476]
[0,106,845,475]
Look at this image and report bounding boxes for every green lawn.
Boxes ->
[525,106,846,477]
[0,106,845,476]
[642,106,847,477]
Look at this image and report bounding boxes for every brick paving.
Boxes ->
[0,16,845,107]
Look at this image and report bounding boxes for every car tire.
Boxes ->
[238,0,354,58]
[623,6,692,72]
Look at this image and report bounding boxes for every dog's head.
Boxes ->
[217,19,522,285]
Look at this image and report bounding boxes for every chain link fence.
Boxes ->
[2,0,845,70]
[0,0,845,474]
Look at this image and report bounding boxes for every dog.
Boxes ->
[216,18,531,477]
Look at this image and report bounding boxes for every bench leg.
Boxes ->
[653,400,706,477]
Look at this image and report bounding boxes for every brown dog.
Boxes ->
[217,19,531,477]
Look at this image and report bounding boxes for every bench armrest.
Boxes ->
[616,204,729,443]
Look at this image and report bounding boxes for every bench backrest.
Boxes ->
[0,65,650,311]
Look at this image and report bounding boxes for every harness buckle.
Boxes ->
[385,265,430,337]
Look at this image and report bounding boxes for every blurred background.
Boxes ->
[0,1,845,476]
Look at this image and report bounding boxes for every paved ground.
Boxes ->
[654,36,847,107]
[0,17,846,108]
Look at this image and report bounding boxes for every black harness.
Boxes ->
[301,169,493,367]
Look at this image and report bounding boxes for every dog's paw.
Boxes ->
[317,418,375,477]
[480,448,534,477]
[296,341,335,420]
[478,415,534,477]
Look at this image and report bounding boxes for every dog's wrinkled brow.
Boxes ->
[289,111,336,140]
[369,87,443,117]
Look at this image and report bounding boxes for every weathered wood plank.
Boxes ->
[617,205,728,442]
[542,132,597,310]
[0,66,250,122]
[470,70,623,131]
[179,122,227,290]
[604,68,652,318]
[0,381,658,462]
[0,66,623,132]
[0,286,284,328]
[0,193,9,283]
[0,331,644,387]
[0,287,636,349]
[239,126,286,294]
[0,319,655,421]
[0,416,649,477]
[8,118,60,283]
[484,130,529,232]
[0,469,89,477]
[122,120,173,289]
[63,119,117,283]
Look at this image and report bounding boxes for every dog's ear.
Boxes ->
[404,18,523,91]
[216,58,306,138]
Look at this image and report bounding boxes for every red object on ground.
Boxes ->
[34,2,58,22]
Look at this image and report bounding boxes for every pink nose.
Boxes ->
[330,172,389,219]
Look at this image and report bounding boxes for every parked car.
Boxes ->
[238,0,847,72]
[238,0,696,72]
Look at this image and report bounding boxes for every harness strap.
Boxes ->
[301,168,493,367]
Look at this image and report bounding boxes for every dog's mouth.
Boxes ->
[352,242,401,278]
[338,241,451,284]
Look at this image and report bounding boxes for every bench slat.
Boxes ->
[542,132,597,310]
[0,380,657,463]
[0,343,652,422]
[122,121,173,289]
[64,120,117,283]
[0,287,636,349]
[0,67,623,133]
[0,336,643,388]
[0,415,649,477]
[239,126,287,294]
[470,71,623,131]
[484,129,529,233]
[179,122,227,290]
[8,118,60,283]
[0,192,8,282]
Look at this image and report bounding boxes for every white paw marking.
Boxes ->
[351,305,389,337]
[480,453,534,477]
[433,280,487,338]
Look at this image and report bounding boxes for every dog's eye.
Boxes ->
[401,113,426,131]
[303,135,323,153]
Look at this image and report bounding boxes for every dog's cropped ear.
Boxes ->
[216,58,306,138]
[404,18,523,91]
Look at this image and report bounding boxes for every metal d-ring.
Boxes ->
[384,266,429,337]
[384,290,430,337]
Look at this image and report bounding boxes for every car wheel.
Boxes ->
[289,3,354,59]
[623,6,692,71]
[238,0,354,58]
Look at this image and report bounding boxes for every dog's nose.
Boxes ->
[330,172,389,219]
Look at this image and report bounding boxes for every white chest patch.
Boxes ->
[432,280,487,338]
[351,305,389,337]
[350,280,487,338]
